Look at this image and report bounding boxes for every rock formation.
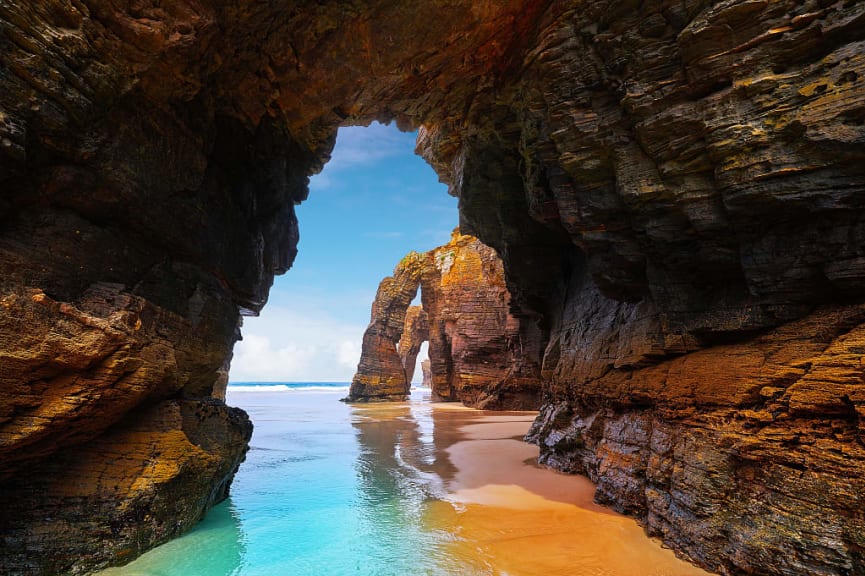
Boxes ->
[348,232,540,409]
[348,252,426,401]
[526,298,865,576]
[398,306,429,385]
[423,233,542,409]
[2,1,865,574]
[0,399,251,575]
[420,360,432,389]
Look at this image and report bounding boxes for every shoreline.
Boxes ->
[428,408,713,576]
[100,388,712,576]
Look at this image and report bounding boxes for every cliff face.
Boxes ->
[526,297,865,576]
[425,234,542,409]
[348,232,541,409]
[2,1,865,574]
[0,399,251,575]
[430,3,865,573]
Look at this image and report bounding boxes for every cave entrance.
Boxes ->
[227,122,456,389]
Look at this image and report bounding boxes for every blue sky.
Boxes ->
[229,122,457,382]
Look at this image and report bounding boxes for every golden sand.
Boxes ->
[417,405,714,576]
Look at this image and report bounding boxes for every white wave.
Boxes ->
[227,385,350,393]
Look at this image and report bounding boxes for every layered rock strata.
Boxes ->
[348,232,541,409]
[526,283,865,576]
[424,234,542,409]
[2,1,865,574]
[0,399,251,575]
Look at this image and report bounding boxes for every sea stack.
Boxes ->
[347,231,542,409]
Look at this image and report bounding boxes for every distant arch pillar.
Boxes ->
[398,306,429,385]
[346,252,428,401]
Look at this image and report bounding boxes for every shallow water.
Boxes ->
[99,386,711,576]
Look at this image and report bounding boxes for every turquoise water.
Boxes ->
[100,384,451,576]
[99,384,712,576]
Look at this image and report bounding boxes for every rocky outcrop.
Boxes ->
[526,279,865,575]
[418,2,865,572]
[0,399,251,575]
[347,232,541,409]
[398,306,429,385]
[424,233,542,409]
[348,252,426,401]
[2,0,865,574]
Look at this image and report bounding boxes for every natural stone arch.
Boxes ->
[1,2,865,575]
[348,251,427,401]
[348,231,543,409]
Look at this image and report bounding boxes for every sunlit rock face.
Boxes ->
[348,232,541,409]
[349,253,427,401]
[2,0,865,574]
[0,400,251,575]
[424,234,542,410]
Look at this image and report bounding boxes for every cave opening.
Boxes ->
[5,2,864,574]
[228,121,453,388]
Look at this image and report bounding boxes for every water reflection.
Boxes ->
[97,389,711,576]
[349,400,441,574]
[351,395,712,576]
[349,394,526,575]
[350,393,484,495]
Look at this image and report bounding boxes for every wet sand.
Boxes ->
[418,403,713,576]
[99,391,714,576]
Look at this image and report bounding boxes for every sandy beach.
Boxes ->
[420,403,713,576]
[98,390,714,576]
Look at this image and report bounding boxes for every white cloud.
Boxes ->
[323,122,414,171]
[337,340,361,368]
[229,295,434,384]
[229,306,367,382]
[232,334,317,379]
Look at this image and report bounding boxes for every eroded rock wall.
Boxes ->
[398,306,429,385]
[0,399,251,576]
[419,2,865,574]
[0,4,314,569]
[525,276,865,575]
[349,252,425,401]
[424,233,542,409]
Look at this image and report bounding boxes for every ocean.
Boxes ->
[98,383,710,576]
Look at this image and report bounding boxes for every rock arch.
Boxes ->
[2,1,865,574]
[347,231,541,409]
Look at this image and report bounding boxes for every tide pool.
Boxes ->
[99,385,710,576]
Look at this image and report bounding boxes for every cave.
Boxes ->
[2,1,865,575]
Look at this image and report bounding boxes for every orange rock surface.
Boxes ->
[348,232,541,408]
